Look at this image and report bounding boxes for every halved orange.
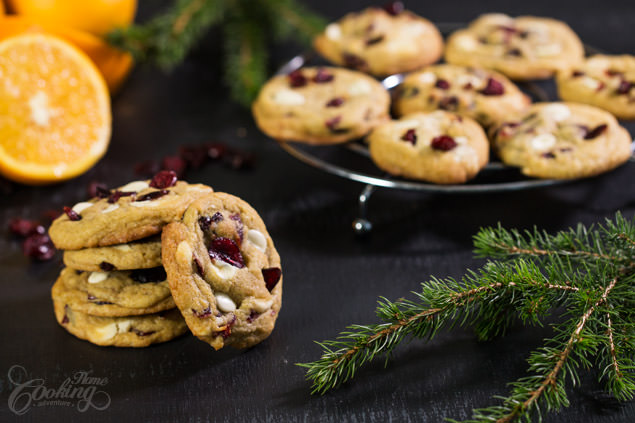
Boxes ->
[0,16,133,93]
[0,33,111,185]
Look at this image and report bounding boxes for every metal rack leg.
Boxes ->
[352,184,376,235]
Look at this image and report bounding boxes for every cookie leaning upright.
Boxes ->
[252,67,390,145]
[161,192,282,350]
[445,14,584,80]
[313,5,443,76]
[49,171,213,250]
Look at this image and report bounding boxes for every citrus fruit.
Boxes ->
[6,0,136,36]
[0,33,111,185]
[0,16,133,93]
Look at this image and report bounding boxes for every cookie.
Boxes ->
[557,55,635,120]
[445,14,584,80]
[162,192,282,350]
[252,66,390,145]
[313,6,443,76]
[367,111,489,184]
[51,267,174,316]
[63,236,162,271]
[53,300,187,347]
[490,102,632,179]
[49,172,213,250]
[394,64,531,127]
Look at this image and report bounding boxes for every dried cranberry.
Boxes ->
[130,267,167,283]
[63,206,82,221]
[193,256,204,276]
[61,314,69,324]
[583,124,608,140]
[382,1,404,15]
[559,147,573,153]
[430,135,457,151]
[288,69,307,87]
[438,96,459,111]
[198,216,212,231]
[617,80,633,95]
[606,69,623,77]
[179,145,209,169]
[99,262,115,271]
[496,122,520,138]
[218,315,236,339]
[247,310,261,323]
[313,68,334,83]
[209,237,245,268]
[211,212,224,222]
[541,151,556,159]
[479,78,505,96]
[224,150,255,170]
[325,116,343,132]
[342,53,368,70]
[194,307,212,318]
[22,234,56,261]
[230,213,244,244]
[8,218,45,237]
[262,267,282,291]
[462,83,473,90]
[595,81,606,92]
[401,129,417,145]
[161,156,187,178]
[132,329,155,337]
[150,170,178,189]
[366,35,385,45]
[136,190,169,202]
[571,70,585,77]
[207,143,227,160]
[108,190,135,204]
[326,97,344,108]
[87,181,108,198]
[506,48,522,57]
[435,79,451,90]
[134,159,161,177]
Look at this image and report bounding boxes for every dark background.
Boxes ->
[1,1,634,422]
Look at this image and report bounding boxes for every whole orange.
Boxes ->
[7,0,136,36]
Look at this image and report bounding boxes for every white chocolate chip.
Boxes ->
[581,76,602,91]
[455,34,477,50]
[535,43,562,57]
[93,323,118,342]
[348,80,371,96]
[176,241,193,269]
[247,229,267,252]
[209,260,238,280]
[119,181,150,193]
[88,271,109,284]
[272,89,305,106]
[416,72,436,84]
[325,23,341,40]
[114,244,132,252]
[456,74,481,87]
[116,320,132,334]
[542,104,570,122]
[454,136,468,145]
[252,299,274,313]
[71,202,93,214]
[530,133,557,150]
[102,204,119,214]
[215,293,237,313]
[130,201,159,207]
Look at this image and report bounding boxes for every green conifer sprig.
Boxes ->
[299,212,635,422]
[106,0,326,106]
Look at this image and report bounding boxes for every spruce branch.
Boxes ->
[106,0,326,106]
[299,212,635,422]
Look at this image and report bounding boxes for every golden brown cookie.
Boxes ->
[557,55,635,120]
[252,66,390,145]
[367,111,489,184]
[53,299,187,347]
[162,192,282,350]
[63,236,162,271]
[51,267,174,316]
[313,5,443,76]
[49,172,213,250]
[490,102,632,179]
[394,64,531,127]
[445,14,584,80]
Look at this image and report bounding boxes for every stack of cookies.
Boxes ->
[252,6,633,184]
[48,171,283,349]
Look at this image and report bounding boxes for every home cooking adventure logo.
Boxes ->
[6,365,111,415]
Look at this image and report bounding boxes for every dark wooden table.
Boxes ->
[1,1,634,422]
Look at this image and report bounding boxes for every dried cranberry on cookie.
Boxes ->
[161,192,282,350]
[490,103,632,179]
[252,66,390,144]
[445,14,584,80]
[313,3,443,76]
[367,111,489,184]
